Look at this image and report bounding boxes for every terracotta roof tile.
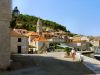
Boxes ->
[10,30,28,37]
[25,31,38,36]
[43,32,53,35]
[32,35,47,42]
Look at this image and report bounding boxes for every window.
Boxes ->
[18,38,21,42]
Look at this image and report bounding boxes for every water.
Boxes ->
[83,53,100,60]
[83,53,94,58]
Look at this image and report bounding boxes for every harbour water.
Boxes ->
[83,53,100,61]
[83,53,94,58]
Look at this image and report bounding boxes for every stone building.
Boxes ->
[0,0,11,69]
[11,29,29,54]
[26,19,49,52]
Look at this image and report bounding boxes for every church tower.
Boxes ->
[37,18,42,35]
[0,0,11,69]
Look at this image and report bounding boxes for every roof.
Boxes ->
[43,32,54,35]
[13,29,28,34]
[32,35,48,42]
[25,31,39,36]
[55,31,66,34]
[72,40,86,43]
[72,37,81,41]
[10,30,28,37]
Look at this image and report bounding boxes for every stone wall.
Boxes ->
[0,0,11,69]
[11,37,28,54]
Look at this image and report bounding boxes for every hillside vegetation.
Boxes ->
[13,14,74,36]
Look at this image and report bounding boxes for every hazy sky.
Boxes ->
[12,0,100,36]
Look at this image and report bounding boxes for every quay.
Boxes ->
[77,51,94,54]
[76,52,100,75]
[0,52,96,75]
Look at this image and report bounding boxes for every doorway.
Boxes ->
[17,46,21,53]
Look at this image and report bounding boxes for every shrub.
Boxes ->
[64,47,72,56]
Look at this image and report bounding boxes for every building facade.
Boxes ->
[11,30,28,54]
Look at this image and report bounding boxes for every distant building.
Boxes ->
[10,18,69,53]
[42,31,67,43]
[31,35,49,51]
[25,18,49,52]
[70,36,90,50]
[10,29,28,54]
[81,36,89,42]
[90,38,100,47]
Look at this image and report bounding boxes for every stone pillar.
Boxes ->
[0,0,11,69]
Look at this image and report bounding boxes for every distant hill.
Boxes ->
[12,14,75,36]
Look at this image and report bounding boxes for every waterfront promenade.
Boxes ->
[0,52,95,75]
[80,54,100,75]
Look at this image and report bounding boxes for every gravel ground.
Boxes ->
[0,52,96,75]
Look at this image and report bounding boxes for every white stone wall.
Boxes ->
[30,41,37,51]
[11,37,28,54]
[30,41,43,51]
[30,41,49,51]
[48,38,65,43]
[37,41,43,50]
[37,41,49,50]
[0,0,11,69]
[81,36,89,42]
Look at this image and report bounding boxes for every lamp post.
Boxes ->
[10,6,20,29]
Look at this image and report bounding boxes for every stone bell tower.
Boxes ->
[37,18,42,35]
[0,0,11,69]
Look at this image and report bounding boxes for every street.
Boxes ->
[0,52,95,75]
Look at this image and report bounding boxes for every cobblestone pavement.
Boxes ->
[0,52,96,75]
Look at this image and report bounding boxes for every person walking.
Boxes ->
[79,53,84,62]
[71,48,76,60]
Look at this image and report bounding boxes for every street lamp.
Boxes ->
[10,6,20,29]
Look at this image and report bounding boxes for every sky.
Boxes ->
[12,0,100,36]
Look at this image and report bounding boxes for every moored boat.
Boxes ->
[94,47,100,60]
[94,54,100,60]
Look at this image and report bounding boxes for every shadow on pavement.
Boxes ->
[1,54,96,75]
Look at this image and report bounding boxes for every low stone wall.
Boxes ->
[76,52,100,74]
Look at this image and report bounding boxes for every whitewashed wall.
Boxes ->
[11,37,28,54]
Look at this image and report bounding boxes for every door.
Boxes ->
[17,46,21,53]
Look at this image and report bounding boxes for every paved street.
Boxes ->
[0,52,95,75]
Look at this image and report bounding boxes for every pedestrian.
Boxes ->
[79,53,84,62]
[71,48,76,60]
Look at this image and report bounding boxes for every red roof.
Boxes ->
[32,35,47,42]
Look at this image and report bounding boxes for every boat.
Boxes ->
[94,47,100,60]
